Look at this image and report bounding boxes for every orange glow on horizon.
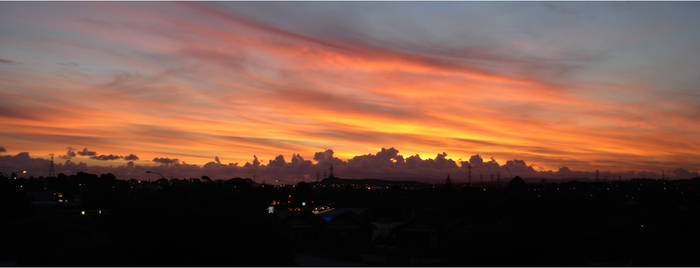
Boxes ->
[1,2,699,175]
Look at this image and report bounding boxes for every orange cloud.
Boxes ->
[0,2,698,175]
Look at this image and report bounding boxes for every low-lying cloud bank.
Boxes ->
[60,147,138,161]
[0,147,697,183]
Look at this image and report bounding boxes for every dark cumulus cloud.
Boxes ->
[0,58,17,64]
[64,147,139,161]
[0,148,699,182]
[60,147,77,159]
[0,106,40,121]
[91,154,123,161]
[153,157,179,165]
[0,146,6,153]
[243,155,260,168]
[77,147,97,156]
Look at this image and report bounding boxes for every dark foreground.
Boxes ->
[2,173,700,266]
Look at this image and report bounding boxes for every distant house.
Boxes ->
[317,207,367,222]
[295,254,363,266]
[370,216,407,245]
[26,191,55,205]
[396,222,440,250]
[134,183,161,191]
[394,211,443,254]
[443,217,476,241]
[26,191,80,207]
[363,209,449,265]
[320,208,372,251]
[283,212,324,246]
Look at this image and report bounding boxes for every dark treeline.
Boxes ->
[2,172,700,266]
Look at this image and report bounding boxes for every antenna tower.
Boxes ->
[49,153,56,177]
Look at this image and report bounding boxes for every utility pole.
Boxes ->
[468,165,472,185]
[505,166,513,178]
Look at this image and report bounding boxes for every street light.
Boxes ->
[6,169,28,180]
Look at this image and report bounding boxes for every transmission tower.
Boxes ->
[49,153,56,177]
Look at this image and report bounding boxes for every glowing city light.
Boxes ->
[81,210,86,215]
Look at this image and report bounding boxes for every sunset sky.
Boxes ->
[1,2,699,173]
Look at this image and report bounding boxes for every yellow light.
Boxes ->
[81,210,86,215]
